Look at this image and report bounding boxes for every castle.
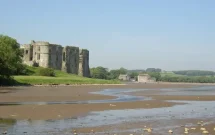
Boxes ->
[21,40,90,77]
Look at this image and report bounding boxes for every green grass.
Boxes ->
[0,118,16,125]
[13,66,121,85]
[161,71,186,77]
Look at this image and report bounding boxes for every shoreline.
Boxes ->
[1,81,215,87]
[0,83,126,87]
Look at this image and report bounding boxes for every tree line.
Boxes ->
[173,70,215,76]
[90,67,162,81]
[90,66,215,83]
[161,75,215,83]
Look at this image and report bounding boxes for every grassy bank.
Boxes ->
[12,66,121,85]
[0,118,16,125]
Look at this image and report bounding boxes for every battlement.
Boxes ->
[32,41,50,46]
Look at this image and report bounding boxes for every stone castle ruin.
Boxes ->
[21,40,90,77]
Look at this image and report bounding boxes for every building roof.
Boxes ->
[119,74,129,77]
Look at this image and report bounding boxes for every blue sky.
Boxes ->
[1,0,215,71]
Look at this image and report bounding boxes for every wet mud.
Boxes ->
[0,85,215,135]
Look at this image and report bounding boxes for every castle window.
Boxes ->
[37,54,40,60]
[63,52,65,61]
[38,47,40,51]
[25,50,28,54]
[30,57,33,61]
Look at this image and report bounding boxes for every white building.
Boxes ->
[137,74,156,83]
[118,74,130,81]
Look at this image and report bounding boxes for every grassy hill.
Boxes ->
[13,66,121,85]
[160,71,186,77]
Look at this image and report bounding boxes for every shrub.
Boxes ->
[0,76,17,85]
[32,61,39,67]
[38,68,55,77]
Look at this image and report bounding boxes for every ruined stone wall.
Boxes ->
[21,40,90,77]
[21,44,33,66]
[49,44,63,70]
[62,46,79,74]
[78,49,90,77]
[22,44,33,62]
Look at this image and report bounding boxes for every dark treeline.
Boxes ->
[145,68,162,73]
[161,75,215,83]
[90,67,128,80]
[173,70,215,76]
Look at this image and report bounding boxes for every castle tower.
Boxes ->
[32,41,51,68]
[78,49,90,77]
[62,46,79,74]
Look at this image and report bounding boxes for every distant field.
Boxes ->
[160,71,186,77]
[13,66,121,85]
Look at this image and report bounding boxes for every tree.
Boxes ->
[0,35,23,78]
[129,72,138,78]
[108,69,121,80]
[90,66,109,79]
[148,72,161,81]
[119,67,127,74]
[108,67,128,80]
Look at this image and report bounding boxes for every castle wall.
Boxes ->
[49,44,63,70]
[21,40,90,77]
[62,46,79,74]
[22,44,33,62]
[78,49,90,77]
[21,44,33,66]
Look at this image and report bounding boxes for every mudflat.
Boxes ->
[0,83,193,120]
[0,100,183,120]
[0,83,194,102]
[1,83,215,135]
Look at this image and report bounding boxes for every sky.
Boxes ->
[1,0,215,71]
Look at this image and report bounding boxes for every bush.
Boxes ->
[32,61,39,67]
[0,76,17,85]
[38,68,55,77]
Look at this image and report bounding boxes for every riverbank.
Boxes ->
[0,66,121,86]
